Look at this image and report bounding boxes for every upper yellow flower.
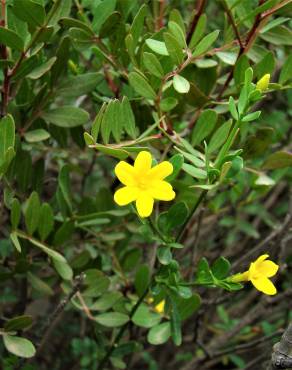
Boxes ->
[114,151,175,218]
[231,254,279,295]
[256,74,270,91]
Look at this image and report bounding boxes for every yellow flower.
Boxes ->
[114,151,175,218]
[154,300,165,314]
[256,74,270,91]
[231,254,279,295]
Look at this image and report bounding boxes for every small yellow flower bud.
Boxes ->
[154,300,165,314]
[256,74,270,91]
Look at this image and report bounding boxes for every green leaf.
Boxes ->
[177,294,201,321]
[170,300,182,346]
[254,52,275,79]
[90,143,129,160]
[168,21,187,49]
[10,232,21,253]
[234,55,250,86]
[196,258,213,284]
[160,97,178,112]
[52,259,73,281]
[27,272,53,296]
[13,0,45,27]
[16,231,67,263]
[166,154,184,181]
[25,192,40,235]
[91,103,107,142]
[217,51,237,65]
[169,9,185,34]
[143,52,164,78]
[147,322,171,345]
[121,97,136,139]
[4,315,33,332]
[191,109,218,146]
[182,163,207,179]
[58,165,72,213]
[0,27,24,51]
[42,106,89,128]
[211,257,231,280]
[99,11,121,38]
[242,111,261,122]
[91,292,122,311]
[0,114,15,166]
[192,30,219,57]
[134,264,150,297]
[189,14,206,48]
[24,129,50,143]
[3,334,36,358]
[130,4,147,47]
[95,312,129,327]
[208,120,233,154]
[259,26,292,45]
[128,71,156,100]
[279,54,292,84]
[173,74,190,94]
[59,17,95,35]
[164,32,185,65]
[27,57,57,79]
[10,198,21,230]
[38,203,54,241]
[229,97,239,120]
[166,202,189,232]
[57,73,102,97]
[132,304,161,328]
[145,39,169,56]
[262,151,292,170]
[92,0,116,32]
[157,246,172,265]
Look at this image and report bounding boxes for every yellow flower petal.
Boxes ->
[256,74,270,91]
[149,161,173,180]
[115,161,136,186]
[254,254,269,265]
[256,260,279,278]
[251,276,277,295]
[114,186,139,206]
[154,300,165,314]
[136,192,154,218]
[134,151,152,173]
[149,180,175,201]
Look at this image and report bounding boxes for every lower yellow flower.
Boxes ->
[114,151,175,218]
[256,74,270,91]
[154,300,165,314]
[230,254,279,295]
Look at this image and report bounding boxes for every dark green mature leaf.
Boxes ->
[128,72,156,100]
[53,259,73,281]
[192,30,219,57]
[58,165,72,213]
[234,55,250,86]
[166,202,189,232]
[157,246,172,265]
[134,264,150,297]
[99,11,121,38]
[10,198,21,230]
[262,151,292,170]
[121,97,136,139]
[143,52,164,78]
[13,0,45,27]
[92,0,116,32]
[191,109,217,146]
[27,272,53,296]
[279,54,292,84]
[169,9,185,34]
[10,232,21,253]
[211,257,231,280]
[182,163,207,179]
[254,52,275,79]
[59,17,94,34]
[3,335,36,358]
[38,203,54,241]
[27,57,57,79]
[42,107,89,128]
[25,192,40,235]
[189,14,206,48]
[4,315,33,332]
[166,154,184,181]
[168,21,187,49]
[170,300,182,346]
[164,32,184,65]
[0,115,15,169]
[177,294,201,320]
[130,4,147,47]
[259,26,292,45]
[91,292,122,311]
[147,322,171,345]
[57,73,102,97]
[95,312,129,327]
[0,27,24,51]
[91,103,107,142]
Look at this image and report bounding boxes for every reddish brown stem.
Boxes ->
[186,0,207,45]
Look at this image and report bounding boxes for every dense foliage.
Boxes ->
[0,0,292,369]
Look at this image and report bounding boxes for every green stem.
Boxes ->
[175,189,208,243]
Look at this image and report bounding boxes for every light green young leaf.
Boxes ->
[143,52,164,78]
[173,75,190,94]
[164,32,185,65]
[208,120,233,154]
[3,335,36,358]
[189,14,206,48]
[42,107,89,128]
[145,39,169,56]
